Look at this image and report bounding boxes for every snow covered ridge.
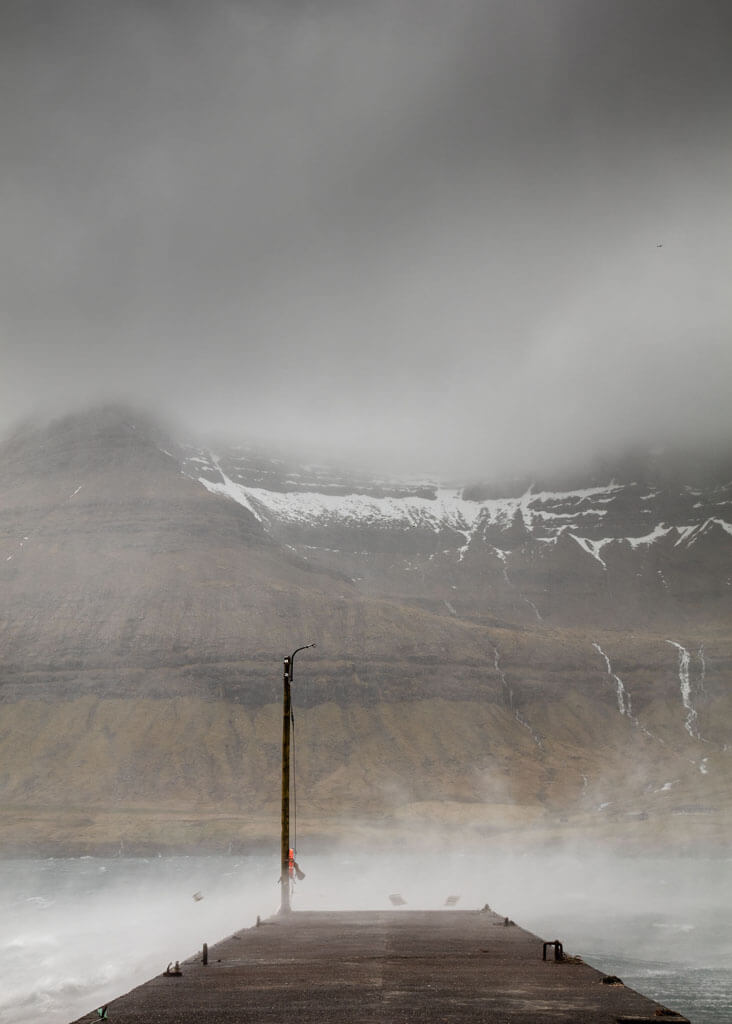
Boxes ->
[187,446,621,533]
[182,446,732,558]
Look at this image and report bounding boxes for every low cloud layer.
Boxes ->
[2,1,731,478]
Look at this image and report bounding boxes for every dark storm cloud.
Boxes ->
[1,1,731,478]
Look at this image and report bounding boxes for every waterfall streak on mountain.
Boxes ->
[491,644,513,711]
[592,643,632,716]
[490,643,541,744]
[665,641,699,738]
[515,711,543,748]
[523,595,543,622]
[493,548,511,584]
[492,549,542,620]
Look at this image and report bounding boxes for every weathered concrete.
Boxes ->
[70,909,689,1023]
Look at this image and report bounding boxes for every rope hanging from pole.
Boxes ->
[288,708,306,883]
[291,705,296,860]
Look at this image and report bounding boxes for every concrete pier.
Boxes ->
[70,909,689,1023]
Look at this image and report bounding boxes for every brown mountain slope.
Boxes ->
[0,408,730,855]
[2,685,729,856]
[0,408,503,703]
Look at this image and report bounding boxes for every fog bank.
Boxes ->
[2,1,731,478]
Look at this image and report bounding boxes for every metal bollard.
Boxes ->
[542,940,564,962]
[202,942,208,966]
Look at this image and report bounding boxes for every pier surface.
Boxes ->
[71,909,688,1023]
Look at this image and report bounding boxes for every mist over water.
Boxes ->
[2,850,731,1024]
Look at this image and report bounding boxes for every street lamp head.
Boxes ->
[289,643,317,661]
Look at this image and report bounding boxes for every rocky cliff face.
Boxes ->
[1,407,730,855]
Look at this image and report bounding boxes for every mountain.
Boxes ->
[182,441,732,632]
[1,406,730,856]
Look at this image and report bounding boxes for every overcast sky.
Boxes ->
[1,0,731,478]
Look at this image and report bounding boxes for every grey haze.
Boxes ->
[1,0,731,478]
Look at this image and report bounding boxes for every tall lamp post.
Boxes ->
[281,643,315,914]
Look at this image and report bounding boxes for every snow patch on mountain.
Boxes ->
[191,460,626,539]
[198,455,265,523]
[182,447,732,574]
[675,518,732,547]
[627,524,674,549]
[710,518,732,536]
[572,536,613,568]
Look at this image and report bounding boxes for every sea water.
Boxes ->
[1,851,730,1023]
